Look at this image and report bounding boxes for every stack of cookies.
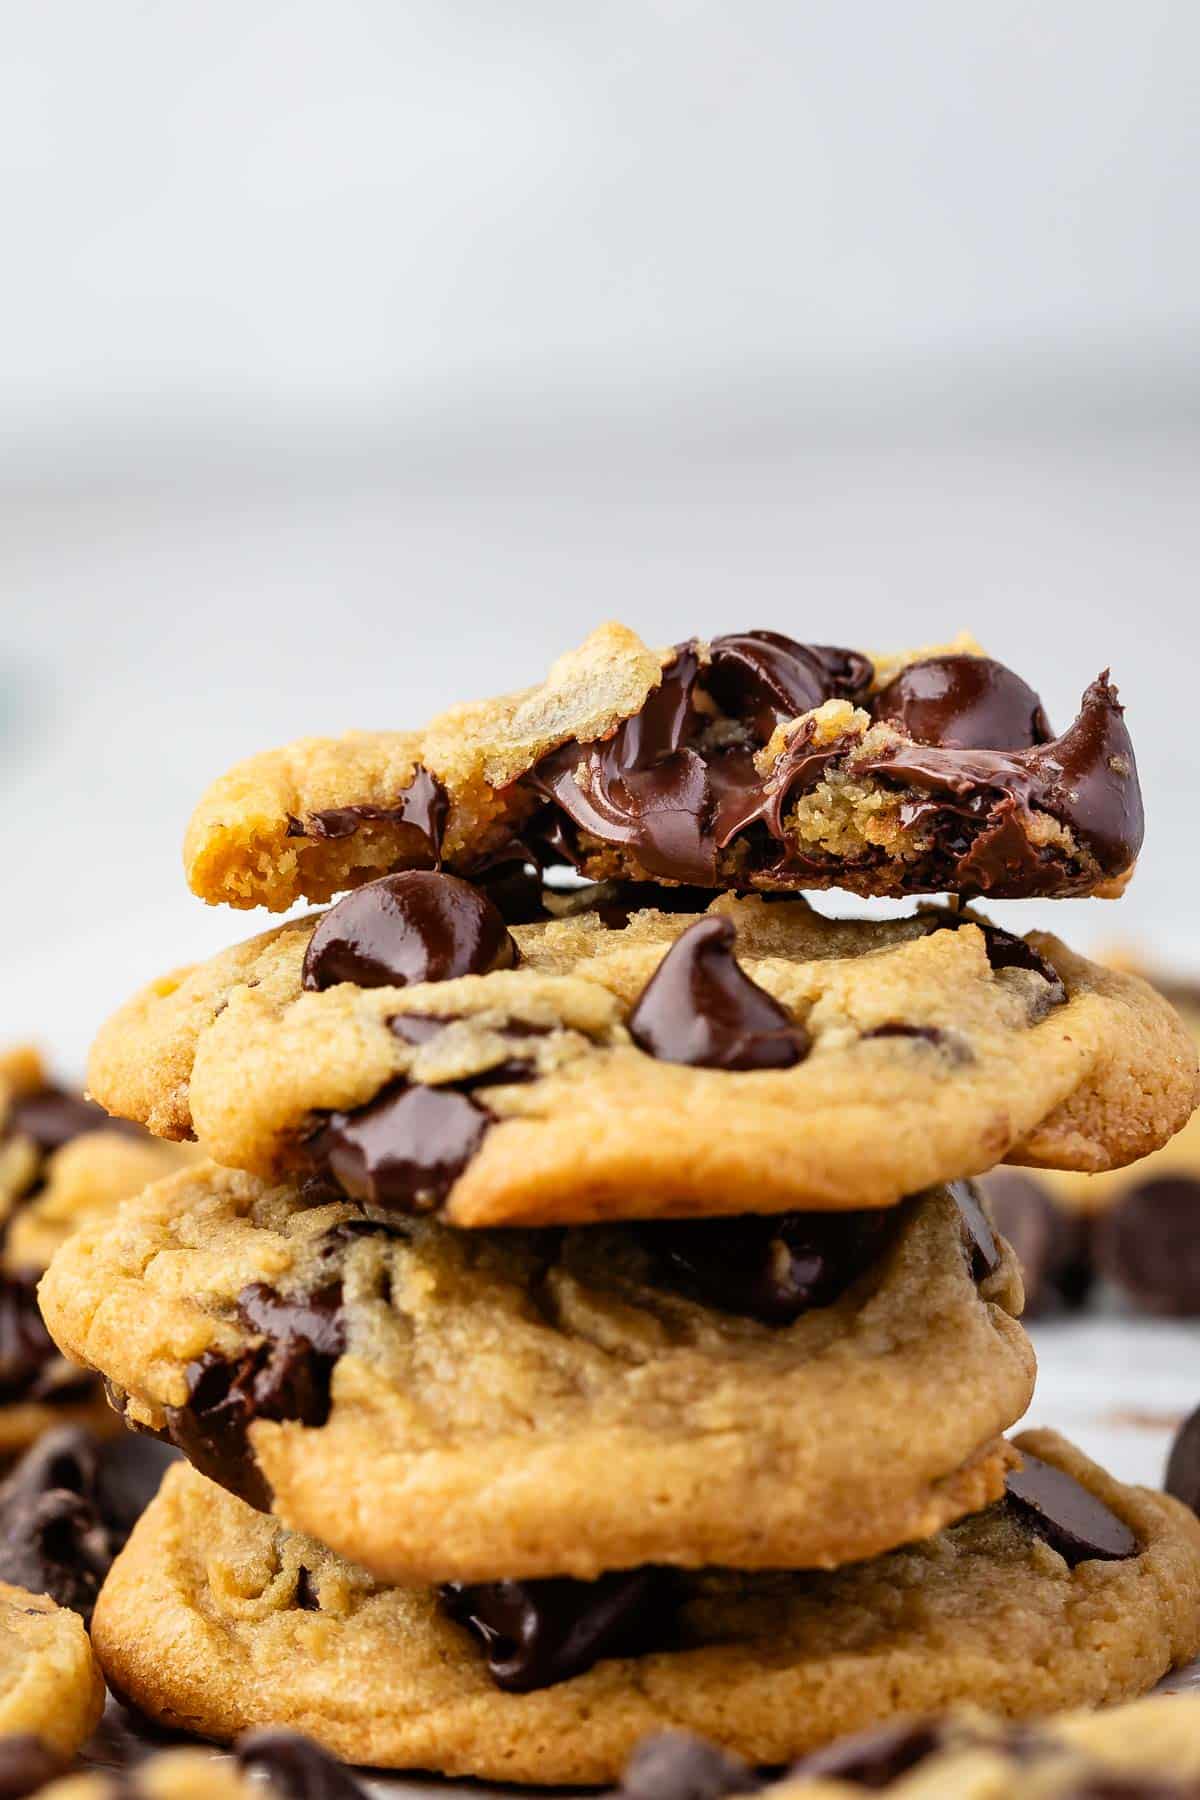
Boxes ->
[40,627,1200,1782]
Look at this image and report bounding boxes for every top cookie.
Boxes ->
[184,625,1142,910]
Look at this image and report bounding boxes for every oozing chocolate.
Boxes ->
[163,1283,346,1510]
[286,766,449,861]
[982,1171,1093,1316]
[237,1729,370,1800]
[628,916,808,1071]
[638,1206,896,1326]
[1094,1176,1200,1318]
[872,655,1052,751]
[440,1567,679,1692]
[1005,1454,1137,1566]
[302,871,518,992]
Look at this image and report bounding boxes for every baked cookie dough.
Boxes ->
[0,1579,104,1756]
[0,1048,194,1456]
[41,1166,1031,1583]
[183,625,1143,910]
[86,888,1197,1228]
[89,1434,1200,1783]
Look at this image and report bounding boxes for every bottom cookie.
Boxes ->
[91,1430,1200,1785]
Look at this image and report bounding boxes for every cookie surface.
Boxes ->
[0,1579,104,1755]
[184,625,1142,910]
[0,1048,195,1456]
[90,1434,1200,1783]
[87,891,1197,1227]
[40,1166,1031,1583]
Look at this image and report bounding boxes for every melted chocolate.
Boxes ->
[304,1081,490,1216]
[950,1180,1001,1283]
[619,1733,761,1800]
[638,1206,896,1326]
[872,655,1052,751]
[287,766,449,862]
[237,1729,370,1800]
[302,871,517,992]
[1005,1454,1138,1565]
[1094,1176,1200,1317]
[628,917,808,1071]
[705,633,872,739]
[163,1283,346,1510]
[440,1567,678,1691]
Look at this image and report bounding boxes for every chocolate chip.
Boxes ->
[618,1733,761,1800]
[872,655,1052,752]
[0,1738,68,1800]
[1164,1405,1200,1517]
[294,1566,321,1612]
[928,913,1067,1007]
[1005,1453,1138,1565]
[4,1086,114,1157]
[164,1287,346,1510]
[628,916,808,1072]
[237,1729,369,1800]
[301,872,518,993]
[638,1207,896,1326]
[981,1171,1093,1316]
[706,632,873,740]
[788,1719,946,1787]
[440,1567,678,1692]
[292,767,449,861]
[305,1081,490,1217]
[950,1180,1001,1283]
[0,1271,83,1406]
[1093,1177,1200,1317]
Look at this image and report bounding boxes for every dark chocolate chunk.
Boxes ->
[871,655,1052,751]
[302,871,517,993]
[1094,1176,1200,1318]
[1165,1404,1200,1517]
[638,1207,896,1326]
[164,1285,346,1510]
[291,767,449,861]
[237,1729,370,1800]
[788,1718,945,1787]
[0,1738,68,1800]
[305,1081,490,1216]
[1005,1453,1138,1566]
[950,1180,1001,1283]
[440,1566,678,1692]
[4,1086,114,1157]
[705,632,872,739]
[628,916,808,1072]
[981,1170,1093,1316]
[618,1732,761,1800]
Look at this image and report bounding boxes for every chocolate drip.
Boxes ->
[872,655,1052,751]
[287,766,449,862]
[638,1207,896,1326]
[237,1729,370,1800]
[628,917,808,1071]
[440,1567,678,1691]
[1005,1454,1137,1565]
[302,871,517,992]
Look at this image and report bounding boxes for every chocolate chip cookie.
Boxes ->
[0,1048,195,1455]
[86,887,1196,1228]
[0,1578,105,1756]
[184,626,1143,911]
[40,1164,1032,1582]
[89,1433,1200,1782]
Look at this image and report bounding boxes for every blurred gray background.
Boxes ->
[3,0,1198,1070]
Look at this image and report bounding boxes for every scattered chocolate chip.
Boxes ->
[618,1732,761,1800]
[628,916,808,1072]
[788,1718,946,1787]
[0,1271,89,1406]
[440,1567,679,1692]
[164,1288,346,1510]
[1094,1177,1200,1318]
[237,1729,370,1800]
[292,767,449,862]
[3,1086,114,1156]
[302,871,518,993]
[0,1738,68,1800]
[871,655,1052,752]
[950,1180,1001,1283]
[1164,1405,1200,1517]
[0,1487,110,1622]
[305,1081,490,1216]
[1005,1453,1138,1566]
[981,1170,1093,1316]
[638,1207,896,1326]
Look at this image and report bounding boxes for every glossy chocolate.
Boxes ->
[1094,1176,1200,1318]
[302,871,518,993]
[982,1171,1093,1316]
[639,1206,895,1326]
[287,766,449,861]
[305,1081,490,1216]
[872,655,1051,751]
[440,1566,677,1692]
[1005,1454,1137,1566]
[237,1729,370,1800]
[705,632,872,739]
[628,916,808,1071]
